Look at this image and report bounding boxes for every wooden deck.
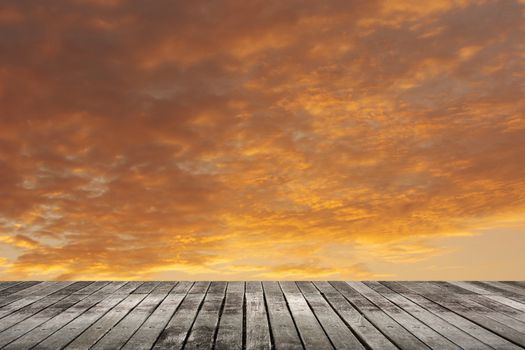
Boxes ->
[0,282,524,349]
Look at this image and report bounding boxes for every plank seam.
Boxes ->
[179,282,212,350]
[328,282,413,350]
[277,282,306,350]
[120,282,179,349]
[261,282,276,350]
[0,282,107,348]
[67,293,149,349]
[211,282,228,350]
[30,282,143,349]
[372,282,476,350]
[242,282,247,350]
[296,282,337,350]
[312,282,379,350]
[392,282,525,349]
[150,281,195,349]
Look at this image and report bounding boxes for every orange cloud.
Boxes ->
[0,0,524,280]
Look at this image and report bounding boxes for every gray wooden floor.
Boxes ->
[0,281,524,349]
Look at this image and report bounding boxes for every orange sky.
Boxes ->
[1,0,524,280]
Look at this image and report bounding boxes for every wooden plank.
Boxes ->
[447,281,496,295]
[349,282,460,350]
[62,294,147,349]
[113,281,145,294]
[0,291,74,332]
[384,281,522,350]
[132,281,161,294]
[466,294,525,323]
[262,281,303,350]
[121,282,191,350]
[5,282,130,350]
[485,282,525,296]
[0,282,107,348]
[487,295,525,313]
[297,281,364,350]
[89,282,175,349]
[153,281,210,350]
[441,282,525,324]
[365,281,492,350]
[0,282,65,308]
[53,282,94,296]
[330,281,430,350]
[502,281,525,290]
[471,282,525,304]
[314,282,396,350]
[392,282,525,345]
[447,282,525,312]
[0,282,75,318]
[1,280,525,349]
[424,282,525,337]
[215,282,244,350]
[184,281,227,350]
[433,282,525,322]
[452,282,525,313]
[280,281,334,349]
[424,282,525,331]
[0,281,42,297]
[0,282,23,293]
[245,281,272,350]
[72,282,109,295]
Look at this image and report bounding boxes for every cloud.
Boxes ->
[0,0,524,279]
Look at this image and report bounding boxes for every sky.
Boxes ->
[0,0,524,280]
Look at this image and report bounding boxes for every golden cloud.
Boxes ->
[0,0,524,279]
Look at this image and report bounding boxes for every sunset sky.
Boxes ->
[1,0,524,280]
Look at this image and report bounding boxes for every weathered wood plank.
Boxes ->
[422,282,525,343]
[132,281,161,294]
[89,282,175,349]
[331,281,430,350]
[280,281,334,350]
[466,293,525,323]
[0,281,23,293]
[349,282,460,350]
[53,282,94,295]
[314,282,397,350]
[0,282,65,308]
[1,280,524,350]
[184,281,227,350]
[0,282,106,348]
[5,282,130,350]
[298,281,364,350]
[0,291,76,333]
[66,283,158,349]
[215,282,244,350]
[485,281,525,296]
[502,281,525,290]
[122,282,191,350]
[426,282,525,333]
[389,282,523,349]
[448,281,494,295]
[386,282,522,350]
[153,281,210,350]
[471,282,525,304]
[73,281,110,295]
[245,281,272,350]
[262,281,303,350]
[0,282,75,318]
[62,294,147,349]
[0,293,69,332]
[365,281,492,350]
[448,281,525,313]
[0,281,42,297]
